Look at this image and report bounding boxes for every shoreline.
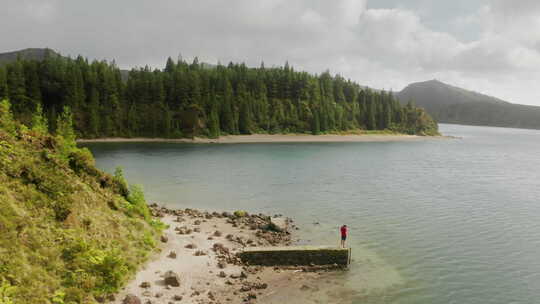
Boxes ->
[78,133,452,144]
[113,205,350,304]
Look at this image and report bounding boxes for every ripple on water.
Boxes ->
[83,124,540,304]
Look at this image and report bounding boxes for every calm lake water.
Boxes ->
[83,124,540,304]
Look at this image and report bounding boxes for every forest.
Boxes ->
[0,51,439,138]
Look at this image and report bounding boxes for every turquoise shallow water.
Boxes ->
[83,124,540,304]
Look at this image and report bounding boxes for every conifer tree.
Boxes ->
[0,67,7,99]
[56,106,77,155]
[31,103,48,133]
[0,55,438,137]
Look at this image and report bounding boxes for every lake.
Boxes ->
[82,124,540,304]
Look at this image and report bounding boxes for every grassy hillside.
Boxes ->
[397,79,540,130]
[0,100,163,303]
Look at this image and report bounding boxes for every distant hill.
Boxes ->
[0,48,61,64]
[0,48,220,82]
[0,48,133,81]
[397,79,540,130]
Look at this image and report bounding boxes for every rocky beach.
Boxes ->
[113,205,349,304]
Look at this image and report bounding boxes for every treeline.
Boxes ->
[0,51,439,137]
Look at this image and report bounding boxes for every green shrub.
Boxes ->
[51,290,65,304]
[0,100,16,136]
[113,167,129,198]
[31,103,48,134]
[0,279,15,304]
[126,185,150,221]
[234,210,247,217]
[0,103,162,303]
[68,148,99,176]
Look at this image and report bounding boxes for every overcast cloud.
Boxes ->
[1,0,539,105]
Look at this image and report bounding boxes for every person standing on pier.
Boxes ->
[340,224,348,248]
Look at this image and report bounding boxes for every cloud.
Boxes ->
[0,0,539,105]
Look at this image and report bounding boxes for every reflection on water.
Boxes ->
[83,124,540,304]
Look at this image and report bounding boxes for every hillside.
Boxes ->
[0,48,61,65]
[0,100,162,303]
[397,80,540,130]
[0,48,132,82]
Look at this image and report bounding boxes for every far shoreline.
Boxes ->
[78,133,453,144]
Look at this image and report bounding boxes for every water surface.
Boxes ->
[83,124,540,304]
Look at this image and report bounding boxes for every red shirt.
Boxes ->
[340,226,347,237]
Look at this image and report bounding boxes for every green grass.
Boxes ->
[0,100,162,303]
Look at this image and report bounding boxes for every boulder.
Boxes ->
[164,270,181,287]
[240,285,251,292]
[173,295,183,301]
[160,235,168,243]
[123,294,141,304]
[267,217,287,232]
[139,281,151,288]
[194,250,206,256]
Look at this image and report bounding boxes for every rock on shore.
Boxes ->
[113,204,344,304]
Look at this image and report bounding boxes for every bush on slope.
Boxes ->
[0,99,163,303]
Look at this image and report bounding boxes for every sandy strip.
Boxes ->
[113,207,352,304]
[78,134,449,144]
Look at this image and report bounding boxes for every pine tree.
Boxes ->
[0,55,438,138]
[0,99,16,135]
[7,61,28,119]
[56,106,77,155]
[0,67,8,99]
[208,102,220,138]
[31,103,48,133]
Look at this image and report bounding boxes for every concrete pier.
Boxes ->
[238,245,350,266]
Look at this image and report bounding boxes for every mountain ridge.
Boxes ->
[397,79,540,130]
[0,48,61,64]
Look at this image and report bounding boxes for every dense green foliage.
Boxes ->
[0,53,438,137]
[0,99,162,303]
[398,79,540,130]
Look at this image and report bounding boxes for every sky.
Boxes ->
[1,0,540,106]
